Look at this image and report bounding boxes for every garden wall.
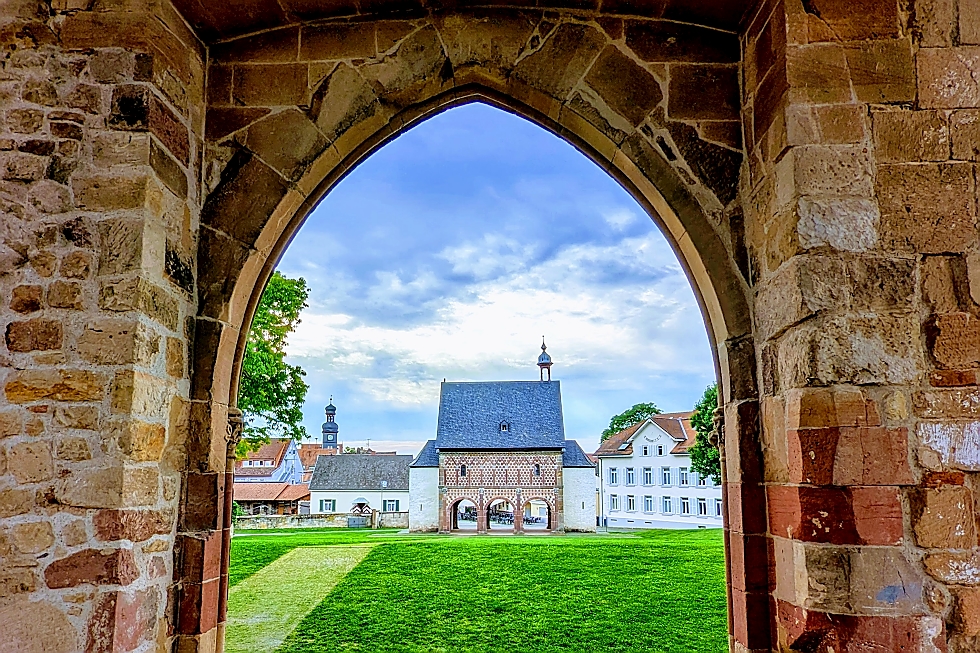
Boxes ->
[235,512,409,530]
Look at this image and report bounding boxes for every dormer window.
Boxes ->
[460,464,467,477]
[499,421,510,433]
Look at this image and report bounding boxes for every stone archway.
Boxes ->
[1,1,975,652]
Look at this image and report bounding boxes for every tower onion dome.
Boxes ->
[537,338,552,365]
[322,398,338,434]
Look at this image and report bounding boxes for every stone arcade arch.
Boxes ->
[1,2,974,652]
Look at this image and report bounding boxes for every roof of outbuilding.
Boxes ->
[562,440,596,467]
[234,439,291,476]
[411,440,438,468]
[309,454,412,491]
[233,482,309,502]
[298,446,336,470]
[435,381,565,450]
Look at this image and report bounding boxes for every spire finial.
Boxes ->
[541,336,547,351]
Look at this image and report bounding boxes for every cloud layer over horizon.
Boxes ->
[275,104,715,455]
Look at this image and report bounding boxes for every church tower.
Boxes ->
[321,398,339,450]
[537,337,553,381]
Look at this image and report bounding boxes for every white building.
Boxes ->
[234,438,304,484]
[309,454,412,516]
[594,412,723,530]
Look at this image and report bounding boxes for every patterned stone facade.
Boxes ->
[438,451,562,533]
[0,1,978,651]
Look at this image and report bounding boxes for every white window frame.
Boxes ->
[698,473,708,486]
[383,499,400,512]
[626,495,636,511]
[680,467,689,487]
[697,497,708,516]
[681,497,691,515]
[641,445,649,456]
[609,467,618,485]
[642,467,653,485]
[643,495,654,513]
[715,498,723,517]
[662,496,672,514]
[610,494,620,511]
[319,499,336,512]
[626,468,636,485]
[657,445,664,456]
[661,467,672,486]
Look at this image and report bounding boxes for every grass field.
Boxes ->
[228,529,727,652]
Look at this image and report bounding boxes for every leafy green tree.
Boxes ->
[600,402,662,441]
[237,272,310,456]
[689,383,721,484]
[232,501,245,518]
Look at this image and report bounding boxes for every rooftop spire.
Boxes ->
[537,336,553,381]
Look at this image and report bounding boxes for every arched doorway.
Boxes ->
[451,498,478,532]
[522,498,552,532]
[486,498,516,533]
[180,9,762,652]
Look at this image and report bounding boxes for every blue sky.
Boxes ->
[276,103,714,455]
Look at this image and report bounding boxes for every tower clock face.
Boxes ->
[327,435,334,441]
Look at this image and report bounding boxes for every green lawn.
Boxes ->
[229,529,728,652]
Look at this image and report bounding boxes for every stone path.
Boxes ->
[225,545,375,653]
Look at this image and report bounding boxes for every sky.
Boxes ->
[276,103,715,456]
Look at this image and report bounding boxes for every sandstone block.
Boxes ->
[8,441,53,483]
[0,409,23,437]
[586,46,664,126]
[0,569,36,599]
[65,82,102,114]
[91,131,150,166]
[61,520,88,547]
[300,23,374,60]
[877,163,977,254]
[44,548,139,589]
[952,587,980,636]
[10,285,42,313]
[911,486,977,548]
[786,43,851,104]
[47,280,83,310]
[99,277,179,331]
[791,145,874,197]
[5,369,105,403]
[108,84,149,130]
[624,20,738,63]
[924,549,980,585]
[785,104,865,146]
[53,405,99,430]
[233,63,310,106]
[921,255,965,313]
[5,318,63,352]
[0,151,46,181]
[60,251,92,279]
[514,23,605,100]
[6,108,43,133]
[149,140,187,198]
[927,312,980,369]
[0,596,77,652]
[767,484,903,545]
[796,197,879,252]
[243,108,327,181]
[785,387,881,429]
[0,487,34,517]
[77,320,137,365]
[916,420,980,470]
[94,509,172,542]
[872,110,949,163]
[90,50,135,83]
[915,389,980,419]
[87,587,160,653]
[435,13,535,72]
[844,38,915,103]
[27,179,72,214]
[309,63,378,142]
[30,251,58,277]
[754,255,845,341]
[149,95,189,164]
[73,173,148,211]
[11,521,54,554]
[915,0,956,46]
[56,437,92,461]
[951,109,980,160]
[114,419,166,462]
[166,336,184,378]
[799,0,900,40]
[50,121,83,141]
[846,257,916,312]
[919,47,980,107]
[110,370,170,420]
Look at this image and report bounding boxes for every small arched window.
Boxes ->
[460,464,467,477]
[533,464,541,477]
[499,421,510,433]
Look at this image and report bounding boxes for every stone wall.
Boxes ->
[739,0,980,650]
[0,1,206,651]
[234,512,408,530]
[0,1,978,652]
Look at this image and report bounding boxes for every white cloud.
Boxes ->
[602,208,638,231]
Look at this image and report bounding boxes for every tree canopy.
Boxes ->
[237,271,310,455]
[688,383,721,484]
[600,402,662,441]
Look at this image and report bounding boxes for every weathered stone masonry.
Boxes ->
[0,0,978,652]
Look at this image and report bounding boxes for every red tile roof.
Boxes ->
[593,411,697,456]
[234,439,290,477]
[298,446,336,470]
[233,482,309,502]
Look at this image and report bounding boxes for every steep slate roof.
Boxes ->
[435,381,565,450]
[562,440,596,467]
[309,454,412,491]
[593,411,697,457]
[234,439,290,477]
[411,440,438,468]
